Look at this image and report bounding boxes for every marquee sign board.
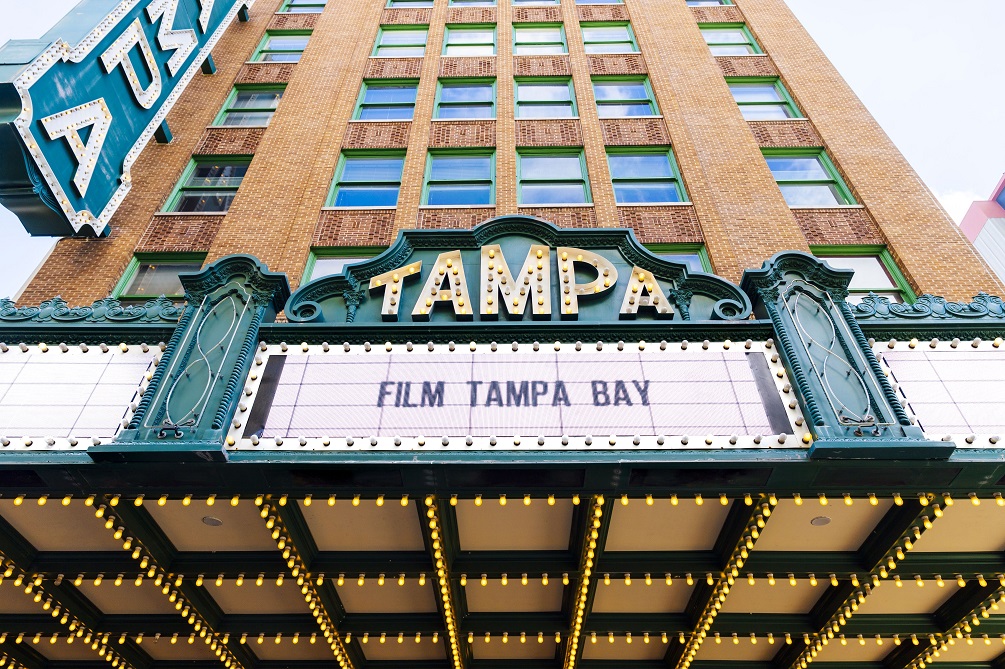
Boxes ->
[0,0,251,236]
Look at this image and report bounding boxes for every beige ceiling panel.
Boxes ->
[360,638,447,661]
[140,637,220,660]
[302,502,425,551]
[582,637,668,660]
[207,579,309,614]
[33,639,100,661]
[455,499,574,551]
[696,637,779,661]
[145,502,275,552]
[591,580,693,613]
[604,501,731,551]
[472,637,558,659]
[464,579,564,612]
[936,639,1005,662]
[0,579,45,613]
[911,503,1005,552]
[76,578,178,615]
[855,581,958,614]
[754,499,893,552]
[720,579,824,614]
[251,637,337,661]
[0,500,121,551]
[336,578,438,613]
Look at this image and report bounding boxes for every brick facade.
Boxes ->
[20,0,1004,305]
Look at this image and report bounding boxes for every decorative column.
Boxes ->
[92,255,290,462]
[741,252,951,459]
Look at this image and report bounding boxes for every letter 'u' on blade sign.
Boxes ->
[0,0,249,236]
[620,266,674,320]
[370,261,422,321]
[481,243,551,319]
[557,247,618,318]
[412,251,474,321]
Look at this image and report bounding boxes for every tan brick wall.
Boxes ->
[234,62,295,85]
[429,121,496,148]
[135,214,226,253]
[515,119,583,147]
[193,127,266,155]
[20,0,284,305]
[793,208,884,246]
[746,120,822,148]
[314,209,396,247]
[618,206,704,245]
[736,0,1004,299]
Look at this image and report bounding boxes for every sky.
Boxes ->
[0,0,1003,298]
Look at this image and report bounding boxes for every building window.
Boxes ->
[764,150,855,207]
[592,78,658,117]
[279,0,326,12]
[253,32,310,62]
[304,250,382,282]
[450,0,496,5]
[812,247,914,304]
[686,0,732,6]
[435,79,496,119]
[388,0,434,5]
[518,151,590,205]
[373,27,429,57]
[575,0,622,4]
[608,149,686,204]
[645,244,710,273]
[214,88,284,127]
[700,25,761,56]
[581,23,639,54]
[443,26,496,56]
[727,78,800,120]
[164,159,249,213]
[329,153,405,207]
[113,255,205,300]
[515,78,576,118]
[354,81,419,120]
[513,0,559,4]
[423,152,495,205]
[513,24,567,55]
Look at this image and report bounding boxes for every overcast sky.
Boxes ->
[0,0,1003,298]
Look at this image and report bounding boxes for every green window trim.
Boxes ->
[387,0,434,5]
[443,24,498,56]
[279,0,327,12]
[698,23,762,55]
[212,86,285,127]
[810,245,916,304]
[421,150,497,206]
[513,23,568,56]
[686,0,733,6]
[725,76,802,120]
[643,244,711,273]
[352,80,420,120]
[434,78,497,119]
[514,77,578,118]
[449,0,497,5]
[162,157,252,213]
[326,150,407,208]
[251,31,312,62]
[513,0,560,4]
[112,253,207,300]
[762,147,856,207]
[516,149,592,205]
[303,247,386,283]
[580,22,639,54]
[607,147,688,205]
[373,26,430,58]
[591,76,659,118]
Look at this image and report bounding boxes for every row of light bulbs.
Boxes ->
[910,590,1005,669]
[564,495,603,669]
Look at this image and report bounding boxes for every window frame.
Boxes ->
[433,78,497,119]
[279,0,327,13]
[591,76,659,118]
[514,76,578,118]
[512,23,568,56]
[580,21,639,54]
[162,157,252,213]
[251,31,311,62]
[112,253,207,300]
[574,0,623,5]
[372,26,430,58]
[326,150,407,209]
[386,0,434,6]
[449,0,497,5]
[212,86,285,127]
[698,23,762,56]
[726,76,802,120]
[352,80,420,120]
[303,247,386,283]
[516,149,592,206]
[686,0,733,6]
[607,147,688,205]
[421,150,497,206]
[513,0,560,5]
[644,244,712,273]
[810,245,916,304]
[443,24,498,56]
[762,147,856,207]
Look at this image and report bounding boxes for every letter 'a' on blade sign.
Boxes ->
[620,266,674,320]
[412,251,474,321]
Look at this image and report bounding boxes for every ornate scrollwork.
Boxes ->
[852,291,1005,321]
[0,296,182,324]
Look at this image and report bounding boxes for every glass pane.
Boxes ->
[514,44,566,55]
[437,104,494,118]
[515,27,563,42]
[125,263,198,296]
[709,45,755,56]
[593,81,648,100]
[174,192,237,212]
[820,256,897,289]
[584,42,634,53]
[390,0,433,4]
[452,0,495,4]
[380,30,428,45]
[430,155,492,181]
[521,182,588,204]
[285,7,323,12]
[262,53,301,62]
[597,102,652,117]
[265,36,310,50]
[660,254,704,273]
[701,29,747,44]
[185,164,248,188]
[729,83,782,103]
[310,257,368,279]
[609,154,672,179]
[341,157,404,183]
[448,29,495,44]
[334,185,400,207]
[440,84,494,102]
[516,103,573,117]
[582,26,630,42]
[687,1,728,5]
[375,45,426,57]
[359,105,415,120]
[231,90,283,109]
[778,184,842,207]
[517,83,571,101]
[522,155,583,180]
[614,181,680,204]
[766,156,830,181]
[364,85,418,104]
[738,104,793,120]
[220,111,274,126]
[445,45,495,56]
[576,0,621,4]
[427,184,493,205]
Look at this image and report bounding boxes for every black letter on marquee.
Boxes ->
[507,381,529,407]
[613,380,632,406]
[632,380,650,406]
[485,381,503,407]
[532,381,548,407]
[592,381,610,406]
[467,381,482,407]
[402,381,418,407]
[552,381,571,406]
[378,381,394,408]
[422,382,445,407]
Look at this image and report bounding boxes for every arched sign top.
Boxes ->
[285,216,752,325]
